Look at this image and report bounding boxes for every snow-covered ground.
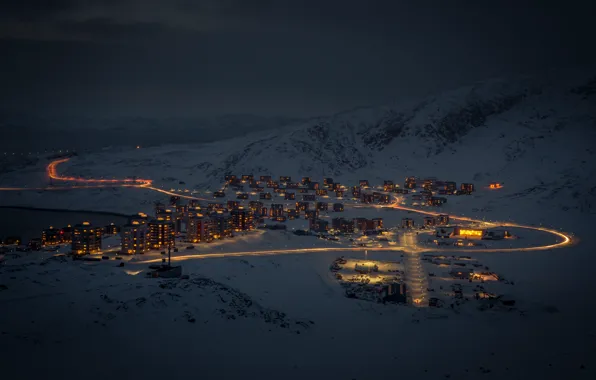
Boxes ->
[1,71,595,379]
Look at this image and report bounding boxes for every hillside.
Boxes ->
[52,69,596,216]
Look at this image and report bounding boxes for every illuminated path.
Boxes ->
[1,157,575,256]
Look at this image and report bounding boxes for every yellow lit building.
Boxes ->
[71,221,102,255]
[148,218,174,249]
[121,221,148,254]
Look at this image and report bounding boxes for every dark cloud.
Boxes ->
[0,0,595,118]
[2,0,77,21]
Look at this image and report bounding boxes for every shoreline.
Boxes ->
[0,205,132,218]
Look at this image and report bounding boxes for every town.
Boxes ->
[2,171,535,308]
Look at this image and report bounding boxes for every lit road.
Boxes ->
[1,158,575,258]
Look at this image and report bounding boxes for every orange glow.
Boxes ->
[489,183,503,189]
[458,229,484,237]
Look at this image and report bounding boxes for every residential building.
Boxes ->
[280,176,291,183]
[211,215,233,239]
[147,218,174,249]
[121,221,148,254]
[428,197,447,206]
[309,219,329,233]
[401,218,415,229]
[383,181,394,192]
[331,217,354,233]
[286,209,299,220]
[316,189,328,196]
[41,226,62,246]
[296,201,310,212]
[284,192,295,200]
[359,180,369,188]
[269,204,284,218]
[231,208,254,232]
[241,174,254,182]
[305,209,319,220]
[187,215,212,243]
[437,214,450,226]
[213,191,226,198]
[424,216,436,227]
[302,194,316,202]
[260,192,272,200]
[333,203,344,212]
[405,176,417,189]
[460,183,474,194]
[315,202,328,211]
[71,221,102,255]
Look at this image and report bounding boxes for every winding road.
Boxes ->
[1,157,574,255]
[0,157,576,307]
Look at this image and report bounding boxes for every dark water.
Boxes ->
[0,207,129,242]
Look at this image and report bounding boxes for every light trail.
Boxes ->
[47,158,153,186]
[134,246,407,264]
[0,158,575,256]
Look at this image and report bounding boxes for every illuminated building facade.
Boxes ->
[41,226,62,246]
[405,176,417,189]
[305,209,319,220]
[121,221,148,254]
[383,180,394,192]
[316,202,328,211]
[249,201,264,215]
[227,200,240,210]
[460,183,475,194]
[335,190,344,197]
[72,222,102,255]
[260,192,272,200]
[301,177,311,185]
[269,204,284,218]
[148,218,174,249]
[211,215,233,239]
[309,219,329,233]
[231,208,254,231]
[104,223,120,235]
[424,216,436,227]
[331,217,354,233]
[295,201,310,212]
[187,215,212,243]
[437,214,450,226]
[286,209,298,220]
[401,218,415,229]
[454,227,485,239]
[428,197,447,206]
[284,192,295,200]
[316,189,328,196]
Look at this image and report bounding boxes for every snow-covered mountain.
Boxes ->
[59,69,596,215]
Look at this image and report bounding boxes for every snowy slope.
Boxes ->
[39,69,595,217]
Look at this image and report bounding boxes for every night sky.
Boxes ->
[1,0,595,118]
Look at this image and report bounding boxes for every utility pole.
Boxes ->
[168,241,171,267]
